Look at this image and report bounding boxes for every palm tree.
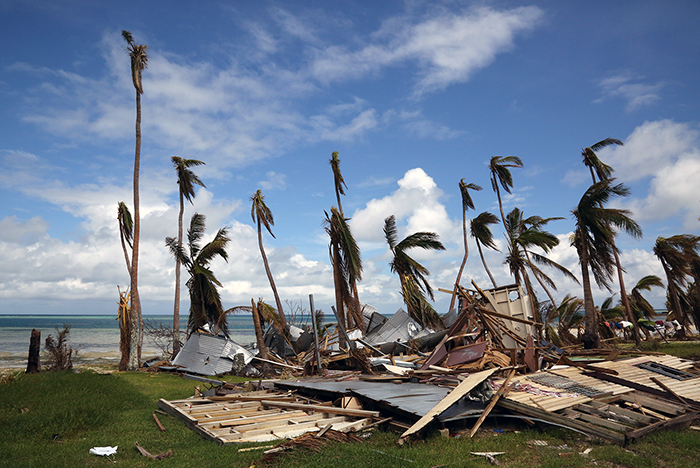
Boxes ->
[330,152,347,216]
[384,215,445,329]
[627,275,664,320]
[653,235,700,333]
[250,190,287,330]
[470,211,500,288]
[165,213,230,333]
[581,138,640,345]
[324,208,363,334]
[552,294,585,346]
[504,208,579,326]
[581,138,621,182]
[449,180,482,311]
[488,155,523,234]
[572,180,642,348]
[122,30,148,370]
[328,152,363,327]
[170,157,205,357]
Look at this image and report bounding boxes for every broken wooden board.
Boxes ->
[158,393,372,444]
[400,368,497,438]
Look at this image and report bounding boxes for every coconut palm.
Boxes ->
[581,138,621,182]
[170,157,205,357]
[330,152,347,216]
[251,190,287,330]
[488,155,523,234]
[581,138,640,344]
[504,209,579,303]
[470,211,500,288]
[220,301,281,365]
[449,180,482,311]
[324,208,363,334]
[122,30,148,370]
[653,235,700,332]
[553,294,585,346]
[165,213,230,333]
[572,179,642,348]
[384,215,445,329]
[328,153,363,327]
[627,275,664,320]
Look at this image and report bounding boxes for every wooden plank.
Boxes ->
[469,370,515,437]
[625,411,700,444]
[222,416,348,440]
[259,400,380,418]
[400,368,497,439]
[563,410,632,432]
[618,393,686,416]
[200,410,308,429]
[497,398,626,444]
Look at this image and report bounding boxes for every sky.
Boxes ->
[1,0,699,320]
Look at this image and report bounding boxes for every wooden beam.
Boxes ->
[400,368,497,439]
[259,400,380,418]
[469,369,515,437]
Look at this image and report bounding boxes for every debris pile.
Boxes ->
[158,282,700,453]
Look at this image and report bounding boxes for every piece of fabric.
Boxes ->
[89,446,118,457]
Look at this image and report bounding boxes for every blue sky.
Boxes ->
[1,0,699,318]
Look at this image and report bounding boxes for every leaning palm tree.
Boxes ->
[504,208,579,324]
[122,30,148,370]
[384,215,445,329]
[581,138,640,345]
[449,180,482,311]
[251,190,287,330]
[328,152,363,325]
[165,213,230,334]
[324,208,363,333]
[488,155,523,234]
[653,235,700,332]
[330,152,348,216]
[470,211,500,288]
[170,157,205,356]
[572,180,642,349]
[627,275,664,320]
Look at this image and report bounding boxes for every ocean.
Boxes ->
[0,314,259,370]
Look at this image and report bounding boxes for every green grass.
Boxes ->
[619,339,700,359]
[2,350,700,468]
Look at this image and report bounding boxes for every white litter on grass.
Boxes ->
[89,446,118,456]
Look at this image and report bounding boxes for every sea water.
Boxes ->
[0,314,259,369]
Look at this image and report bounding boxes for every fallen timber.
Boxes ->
[159,283,700,446]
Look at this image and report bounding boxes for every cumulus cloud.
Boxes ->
[350,167,457,244]
[601,120,700,227]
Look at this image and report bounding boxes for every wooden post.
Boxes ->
[331,306,355,350]
[309,294,322,375]
[26,329,41,374]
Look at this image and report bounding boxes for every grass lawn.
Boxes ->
[2,341,700,467]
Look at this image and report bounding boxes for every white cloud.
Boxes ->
[603,120,700,227]
[258,171,287,191]
[596,73,665,111]
[309,6,543,96]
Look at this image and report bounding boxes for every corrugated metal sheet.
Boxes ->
[172,331,254,376]
[365,309,429,348]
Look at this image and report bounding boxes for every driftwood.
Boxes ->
[134,442,173,460]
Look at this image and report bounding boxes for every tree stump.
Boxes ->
[26,329,41,373]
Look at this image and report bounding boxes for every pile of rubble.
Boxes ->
[157,283,700,447]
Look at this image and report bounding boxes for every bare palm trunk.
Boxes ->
[477,242,498,288]
[257,220,287,330]
[495,185,508,236]
[331,245,347,348]
[613,248,641,346]
[172,190,184,357]
[579,244,599,349]
[128,90,142,371]
[450,210,470,311]
[251,299,268,361]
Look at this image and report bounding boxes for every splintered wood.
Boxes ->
[158,390,373,444]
